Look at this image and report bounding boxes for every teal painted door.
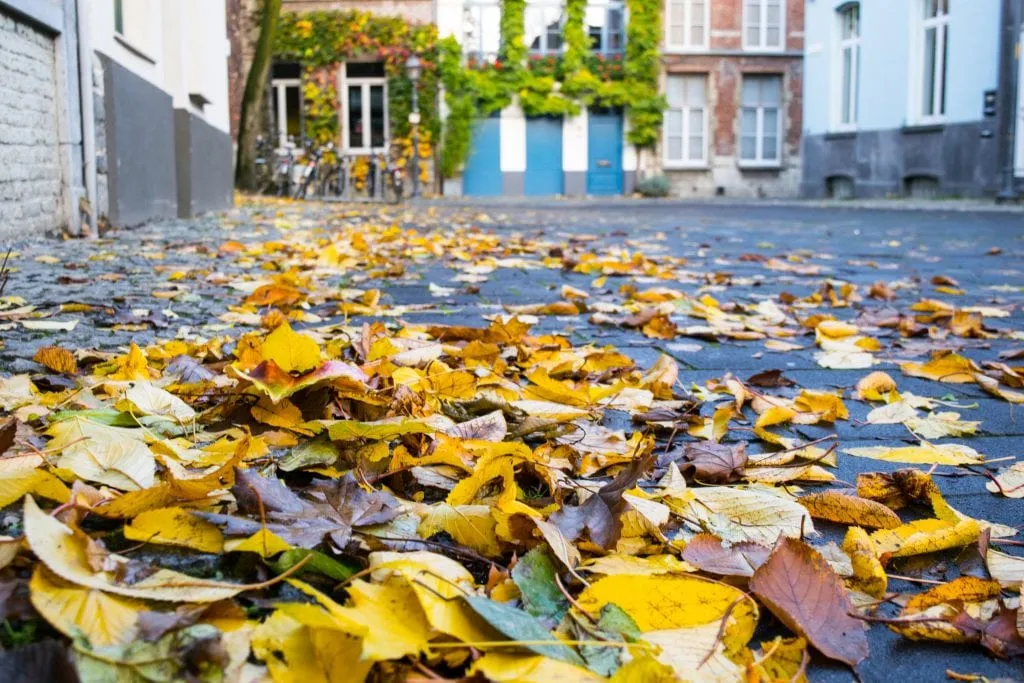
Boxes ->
[587,109,623,195]
[463,116,502,196]
[525,117,563,195]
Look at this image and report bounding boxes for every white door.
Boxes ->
[1017,28,1024,177]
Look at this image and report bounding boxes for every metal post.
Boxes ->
[411,83,420,199]
[996,0,1022,201]
[76,0,98,238]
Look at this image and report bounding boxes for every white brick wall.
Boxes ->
[0,10,63,238]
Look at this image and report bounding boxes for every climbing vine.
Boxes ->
[274,3,664,180]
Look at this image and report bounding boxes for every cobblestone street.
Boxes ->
[1,199,1023,681]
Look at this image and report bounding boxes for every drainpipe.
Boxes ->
[996,0,1021,201]
[76,0,99,237]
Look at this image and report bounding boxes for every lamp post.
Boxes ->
[405,53,422,199]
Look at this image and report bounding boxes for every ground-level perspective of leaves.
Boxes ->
[0,199,1022,682]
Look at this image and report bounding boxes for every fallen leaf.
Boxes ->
[798,491,902,529]
[749,537,869,671]
[844,443,985,466]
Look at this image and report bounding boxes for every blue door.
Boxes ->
[525,117,563,195]
[587,109,623,195]
[463,115,502,196]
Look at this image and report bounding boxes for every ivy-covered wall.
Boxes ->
[273,2,664,181]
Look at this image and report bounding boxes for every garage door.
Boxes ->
[0,9,63,237]
[462,115,502,196]
[525,116,563,195]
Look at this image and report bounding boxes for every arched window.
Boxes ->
[836,3,860,128]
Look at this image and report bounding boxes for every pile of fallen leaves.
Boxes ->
[0,200,1021,682]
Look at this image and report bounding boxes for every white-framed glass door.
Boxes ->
[340,63,388,154]
[271,78,302,149]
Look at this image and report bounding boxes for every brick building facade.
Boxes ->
[655,0,803,197]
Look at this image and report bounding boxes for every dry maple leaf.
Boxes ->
[749,537,869,672]
[676,441,747,484]
[548,451,654,549]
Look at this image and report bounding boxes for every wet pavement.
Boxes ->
[1,199,1023,681]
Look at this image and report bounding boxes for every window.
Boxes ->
[915,0,948,121]
[836,4,860,128]
[526,1,565,55]
[464,2,502,59]
[739,75,782,166]
[271,64,302,149]
[664,75,707,167]
[342,63,388,153]
[666,0,708,51]
[587,1,625,55]
[114,0,124,35]
[743,0,784,51]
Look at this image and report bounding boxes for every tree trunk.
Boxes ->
[235,0,282,190]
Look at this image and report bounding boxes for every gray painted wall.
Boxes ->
[101,53,178,226]
[801,122,1000,198]
[174,109,234,218]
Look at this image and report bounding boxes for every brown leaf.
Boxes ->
[746,369,795,388]
[446,411,507,442]
[32,347,78,375]
[951,607,1024,659]
[798,491,903,529]
[0,418,15,456]
[680,533,770,577]
[750,537,869,672]
[548,452,654,549]
[679,442,747,484]
[0,640,79,683]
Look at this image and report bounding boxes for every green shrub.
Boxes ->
[636,175,670,198]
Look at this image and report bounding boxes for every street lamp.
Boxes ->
[405,54,422,199]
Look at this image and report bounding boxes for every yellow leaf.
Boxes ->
[511,400,591,422]
[842,527,887,598]
[252,610,369,683]
[446,453,520,507]
[609,655,677,683]
[798,491,902,530]
[0,455,70,508]
[844,443,984,466]
[261,322,321,373]
[369,551,498,644]
[224,528,292,558]
[581,554,695,576]
[471,653,604,683]
[47,417,156,490]
[117,381,195,422]
[644,623,748,682]
[870,518,980,558]
[123,507,224,554]
[904,412,979,439]
[680,486,815,546]
[334,578,431,661]
[23,496,242,602]
[793,390,848,422]
[108,343,157,381]
[855,371,898,401]
[418,503,502,557]
[748,637,810,683]
[30,566,143,646]
[575,574,757,649]
[753,405,796,445]
[986,547,1024,588]
[900,352,979,383]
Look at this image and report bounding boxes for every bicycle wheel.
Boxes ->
[382,173,402,205]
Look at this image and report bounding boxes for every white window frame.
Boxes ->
[526,0,566,56]
[908,0,949,125]
[339,66,389,155]
[665,0,709,52]
[463,1,502,60]
[663,74,709,169]
[831,3,860,131]
[742,0,785,52]
[113,0,157,63]
[739,75,783,168]
[271,78,301,149]
[586,0,626,55]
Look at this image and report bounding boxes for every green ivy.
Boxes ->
[277,4,665,180]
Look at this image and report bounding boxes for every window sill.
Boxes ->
[738,161,783,171]
[902,122,945,135]
[664,162,710,171]
[663,47,710,55]
[824,129,857,140]
[741,45,786,54]
[114,33,156,65]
